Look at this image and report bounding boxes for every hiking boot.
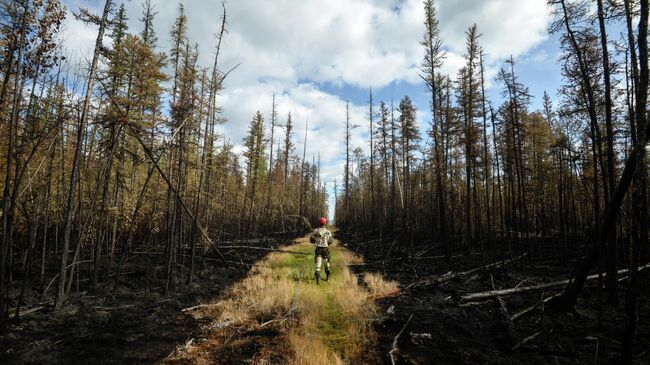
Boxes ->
[325,269,331,281]
[315,271,320,285]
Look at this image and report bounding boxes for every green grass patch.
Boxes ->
[185,236,387,364]
[264,242,372,360]
[267,243,342,284]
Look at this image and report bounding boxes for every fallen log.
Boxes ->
[460,262,650,303]
[510,269,638,321]
[9,301,53,319]
[217,246,312,256]
[462,253,527,276]
[94,304,136,311]
[385,253,471,262]
[406,253,527,290]
[220,238,276,245]
[353,238,386,246]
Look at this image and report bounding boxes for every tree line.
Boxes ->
[0,0,327,329]
[334,0,647,360]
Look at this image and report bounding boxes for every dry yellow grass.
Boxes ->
[289,330,343,365]
[363,272,401,299]
[167,233,398,364]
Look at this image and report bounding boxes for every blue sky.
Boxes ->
[59,0,567,219]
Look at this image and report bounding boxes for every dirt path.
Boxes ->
[164,233,399,364]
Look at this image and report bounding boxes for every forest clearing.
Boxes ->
[165,233,394,365]
[0,0,649,363]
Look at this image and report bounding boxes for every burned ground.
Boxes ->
[342,232,650,365]
[0,236,293,365]
[2,232,648,365]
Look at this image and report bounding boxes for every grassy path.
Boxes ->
[165,233,398,364]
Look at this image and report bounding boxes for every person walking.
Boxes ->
[310,217,333,284]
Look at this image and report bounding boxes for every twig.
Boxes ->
[41,260,94,300]
[511,293,561,322]
[384,239,398,261]
[94,304,136,311]
[585,336,599,363]
[204,319,233,332]
[491,274,518,345]
[261,304,297,327]
[182,303,215,312]
[511,329,551,350]
[389,313,414,365]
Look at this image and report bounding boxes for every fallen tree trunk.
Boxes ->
[220,238,276,245]
[511,268,638,321]
[9,301,53,319]
[217,246,312,256]
[406,253,527,290]
[460,263,650,303]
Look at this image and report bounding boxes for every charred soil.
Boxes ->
[0,235,297,365]
[342,231,650,365]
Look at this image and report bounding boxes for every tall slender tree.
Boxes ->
[420,0,448,258]
[54,0,112,311]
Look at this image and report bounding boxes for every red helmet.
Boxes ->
[319,217,327,226]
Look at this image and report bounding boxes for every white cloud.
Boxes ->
[59,0,553,192]
[215,82,368,185]
[438,0,550,60]
[60,7,98,57]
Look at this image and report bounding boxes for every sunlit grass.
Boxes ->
[175,234,397,364]
[363,271,401,299]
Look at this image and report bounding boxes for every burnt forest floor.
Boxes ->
[0,233,305,365]
[341,231,650,365]
[2,231,649,365]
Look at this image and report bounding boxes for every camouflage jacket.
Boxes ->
[310,227,333,248]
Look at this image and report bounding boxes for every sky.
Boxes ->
[59,0,565,220]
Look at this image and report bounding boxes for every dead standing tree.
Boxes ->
[54,0,113,312]
[548,0,649,328]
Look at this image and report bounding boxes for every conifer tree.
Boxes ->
[420,0,447,254]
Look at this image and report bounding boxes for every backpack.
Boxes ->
[311,228,330,247]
